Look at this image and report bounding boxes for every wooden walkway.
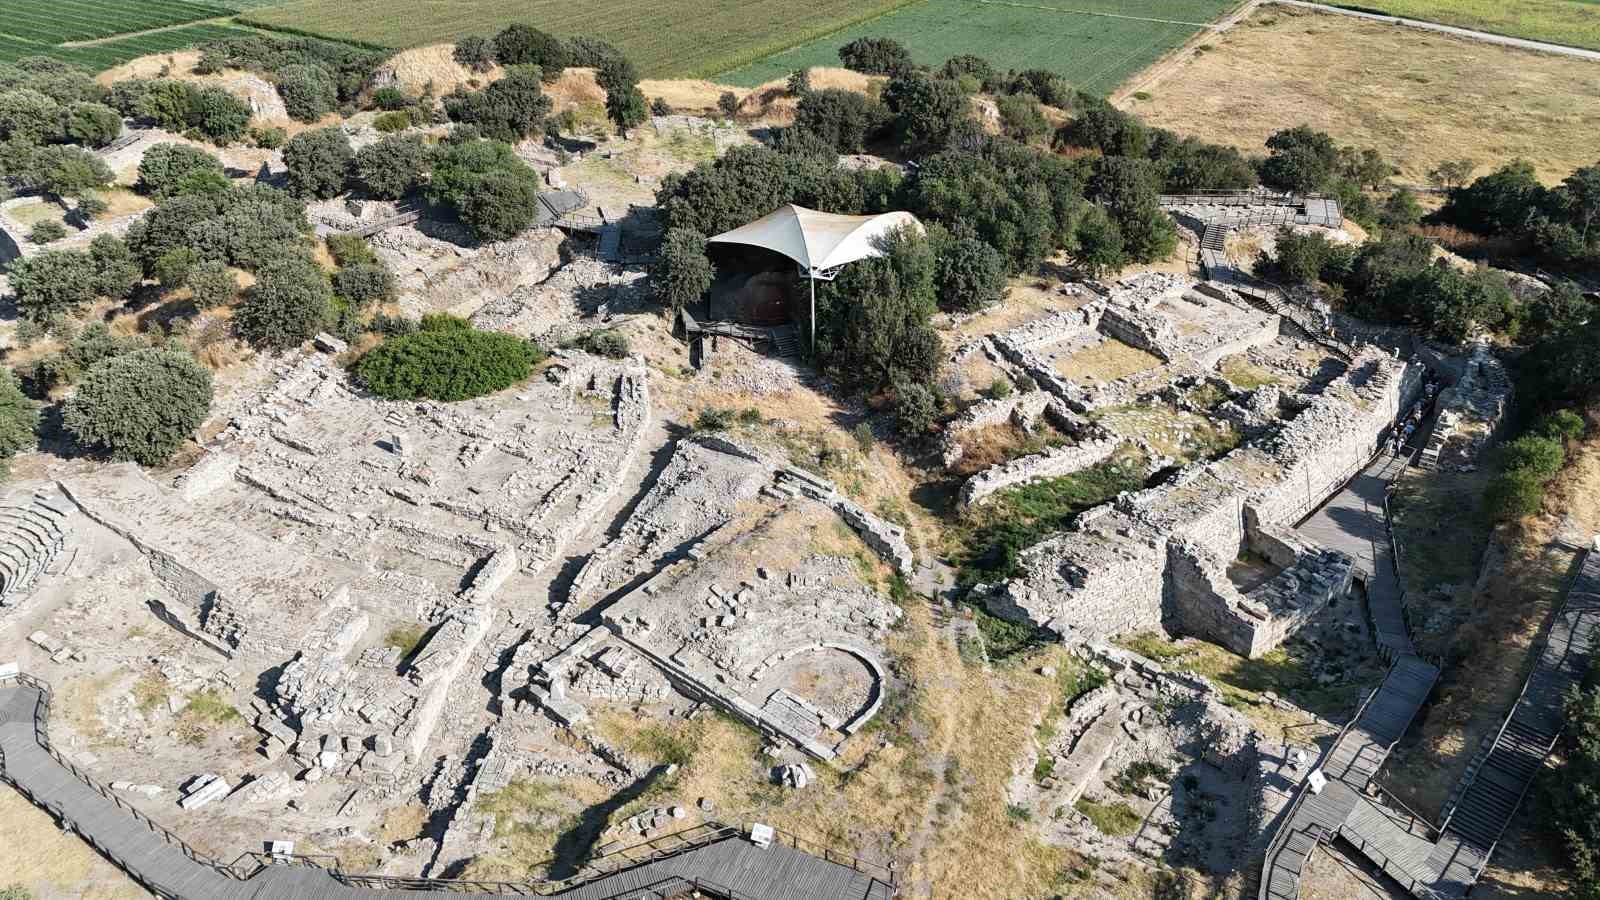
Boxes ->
[0,675,892,900]
[1261,445,1600,900]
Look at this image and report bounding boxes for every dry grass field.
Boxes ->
[1348,0,1600,51]
[0,785,151,900]
[1127,7,1600,183]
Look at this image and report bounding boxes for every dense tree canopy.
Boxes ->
[137,143,226,198]
[838,37,913,76]
[355,314,543,401]
[0,368,38,477]
[283,126,352,199]
[62,348,213,466]
[275,63,338,122]
[882,72,974,151]
[653,227,716,311]
[794,88,887,153]
[811,226,941,390]
[444,66,551,143]
[354,134,428,200]
[235,254,332,349]
[426,138,542,242]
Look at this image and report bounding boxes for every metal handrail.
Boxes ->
[1258,680,1385,900]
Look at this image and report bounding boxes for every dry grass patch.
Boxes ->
[1390,467,1493,601]
[1216,354,1280,390]
[1128,7,1600,182]
[1055,338,1164,383]
[380,43,502,96]
[0,784,151,899]
[677,606,1083,892]
[947,422,1067,478]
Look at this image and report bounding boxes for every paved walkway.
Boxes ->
[0,676,891,900]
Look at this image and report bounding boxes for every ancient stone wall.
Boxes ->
[959,436,1121,507]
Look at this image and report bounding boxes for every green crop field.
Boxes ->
[1333,0,1600,52]
[243,0,922,78]
[53,24,260,70]
[0,0,248,70]
[0,0,231,44]
[719,0,1234,94]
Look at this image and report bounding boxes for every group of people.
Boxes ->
[1391,374,1443,457]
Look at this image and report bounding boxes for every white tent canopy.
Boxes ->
[706,204,924,276]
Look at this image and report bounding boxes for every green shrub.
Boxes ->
[1485,468,1547,521]
[62,101,122,148]
[251,125,287,149]
[275,63,338,121]
[187,260,238,309]
[7,249,98,321]
[453,36,496,74]
[694,408,735,431]
[27,221,65,243]
[355,315,543,401]
[62,348,212,466]
[1536,410,1586,443]
[354,134,427,199]
[371,86,409,110]
[372,109,414,133]
[137,143,225,198]
[652,227,715,311]
[189,87,251,144]
[283,126,351,199]
[332,262,395,307]
[1500,434,1566,480]
[325,233,377,267]
[0,368,39,478]
[569,328,630,359]
[892,380,939,437]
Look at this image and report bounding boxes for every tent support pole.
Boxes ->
[809,274,816,355]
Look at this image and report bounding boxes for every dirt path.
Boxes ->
[57,17,238,49]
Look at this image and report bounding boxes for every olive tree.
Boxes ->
[137,143,225,198]
[0,368,39,477]
[235,254,332,349]
[282,126,351,199]
[7,250,99,321]
[275,64,338,122]
[63,349,213,466]
[652,227,715,311]
[354,135,428,200]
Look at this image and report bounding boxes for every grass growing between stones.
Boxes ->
[947,421,1070,478]
[1389,467,1493,599]
[1074,798,1142,836]
[949,453,1145,587]
[174,688,244,747]
[1115,631,1381,729]
[1055,339,1165,383]
[1217,354,1281,390]
[384,623,430,660]
[462,778,597,881]
[596,604,1101,894]
[1092,403,1239,464]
